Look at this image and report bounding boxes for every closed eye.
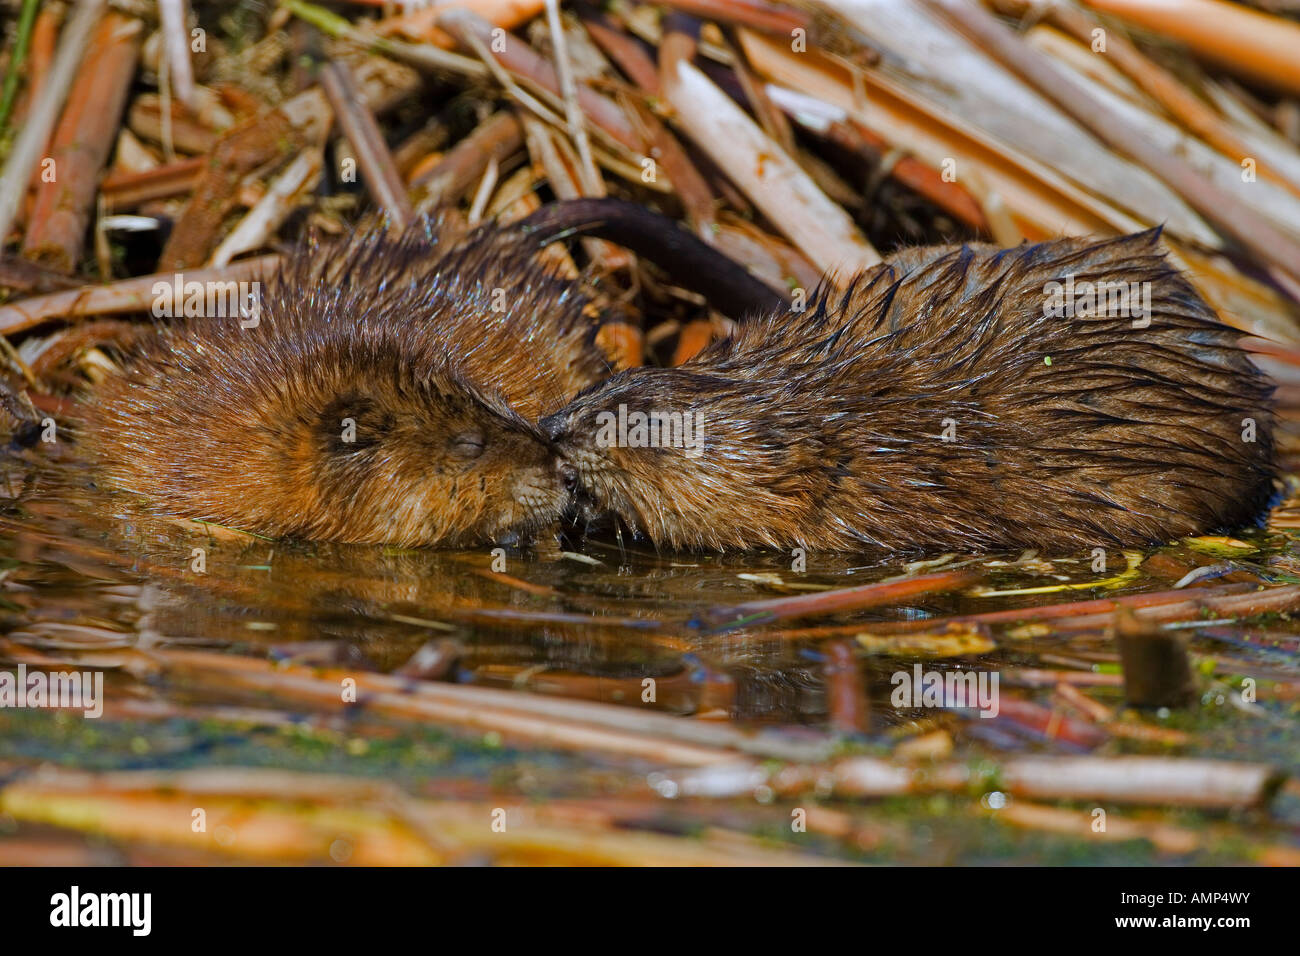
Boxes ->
[450,430,486,459]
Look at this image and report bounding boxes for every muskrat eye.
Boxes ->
[449,430,486,459]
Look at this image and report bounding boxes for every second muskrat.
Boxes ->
[543,230,1278,553]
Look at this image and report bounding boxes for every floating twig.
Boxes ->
[1113,609,1198,708]
[699,569,977,631]
[771,581,1259,640]
[151,648,836,764]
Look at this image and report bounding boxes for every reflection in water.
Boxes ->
[0,452,999,726]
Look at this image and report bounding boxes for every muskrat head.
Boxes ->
[540,374,662,536]
[294,371,573,547]
[539,369,808,550]
[84,328,579,549]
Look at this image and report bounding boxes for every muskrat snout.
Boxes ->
[540,412,568,444]
[542,411,597,492]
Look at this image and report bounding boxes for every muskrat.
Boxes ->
[542,230,1277,553]
[76,200,784,547]
[81,215,602,546]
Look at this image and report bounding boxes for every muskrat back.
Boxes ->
[544,230,1277,553]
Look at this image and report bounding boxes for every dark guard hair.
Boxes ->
[543,230,1277,553]
[80,214,607,546]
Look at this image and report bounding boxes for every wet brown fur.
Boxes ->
[543,230,1277,553]
[80,216,608,546]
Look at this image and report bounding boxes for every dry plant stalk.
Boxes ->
[661,54,879,278]
[0,256,281,335]
[209,148,324,267]
[924,0,1300,293]
[993,801,1200,854]
[320,60,414,227]
[993,0,1300,201]
[158,0,197,111]
[0,0,108,247]
[0,766,831,865]
[411,111,523,209]
[21,12,143,273]
[664,752,1281,808]
[100,159,203,209]
[1081,0,1300,95]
